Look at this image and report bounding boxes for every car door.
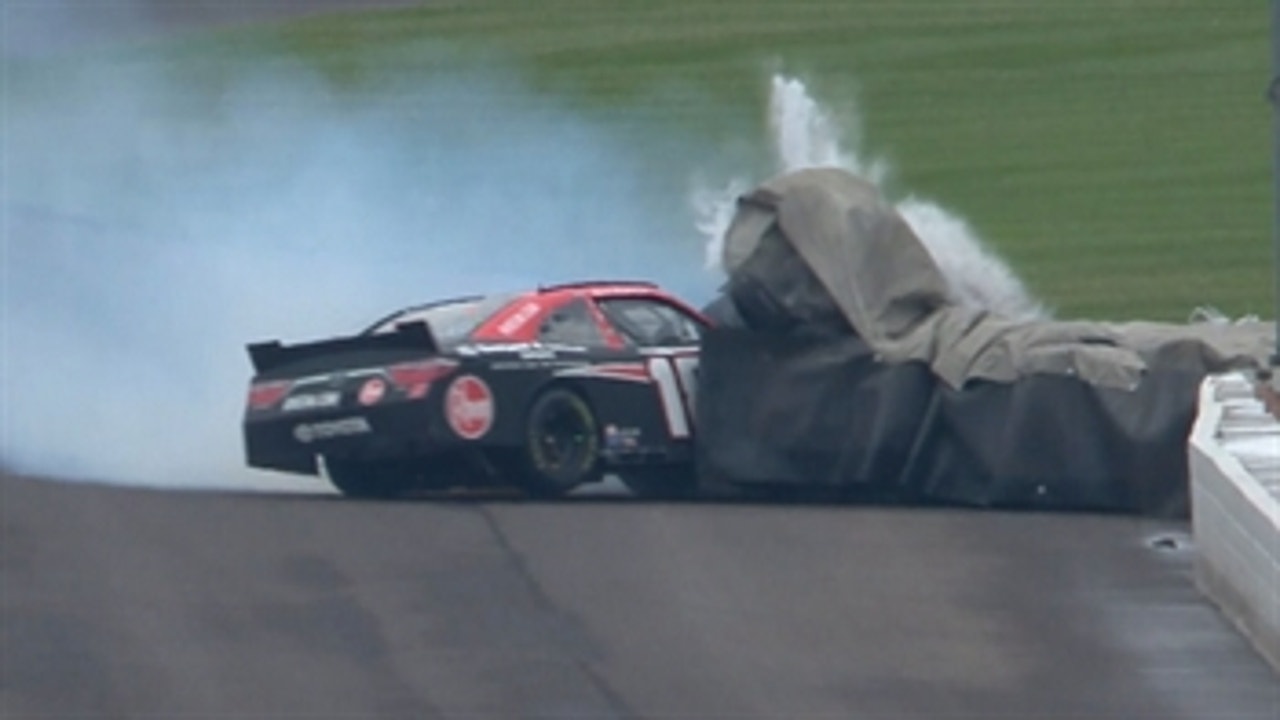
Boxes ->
[593,296,704,440]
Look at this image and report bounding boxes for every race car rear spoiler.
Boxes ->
[247,320,440,375]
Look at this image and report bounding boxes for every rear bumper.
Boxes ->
[243,401,445,475]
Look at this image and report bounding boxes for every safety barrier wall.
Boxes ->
[1189,372,1280,673]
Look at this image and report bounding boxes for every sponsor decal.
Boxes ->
[497,301,542,336]
[517,347,557,360]
[457,341,586,356]
[604,424,642,450]
[491,358,581,371]
[293,417,372,444]
[358,377,387,406]
[446,375,495,440]
[541,343,589,354]
[455,342,538,356]
[281,391,341,412]
[554,362,651,384]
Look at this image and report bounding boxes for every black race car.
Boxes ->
[243,280,707,499]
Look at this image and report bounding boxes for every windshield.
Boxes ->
[597,297,704,346]
[364,293,517,346]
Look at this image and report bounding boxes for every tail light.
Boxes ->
[388,359,459,399]
[247,380,292,410]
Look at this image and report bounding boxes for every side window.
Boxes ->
[597,298,704,347]
[538,298,606,347]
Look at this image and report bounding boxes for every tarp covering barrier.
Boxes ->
[696,168,1276,517]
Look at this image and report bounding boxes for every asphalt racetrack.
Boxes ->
[3,471,1279,718]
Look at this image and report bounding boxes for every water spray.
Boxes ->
[694,73,1046,322]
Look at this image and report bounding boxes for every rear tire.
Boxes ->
[520,387,602,498]
[323,457,416,499]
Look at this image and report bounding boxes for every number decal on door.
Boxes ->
[647,354,699,439]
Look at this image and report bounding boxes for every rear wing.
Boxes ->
[247,320,440,375]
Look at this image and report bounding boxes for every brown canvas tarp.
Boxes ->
[696,167,1274,516]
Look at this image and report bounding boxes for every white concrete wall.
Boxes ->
[1189,372,1280,673]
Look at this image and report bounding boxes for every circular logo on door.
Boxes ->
[445,375,495,440]
[358,377,387,406]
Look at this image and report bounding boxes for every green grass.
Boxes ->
[19,0,1278,321]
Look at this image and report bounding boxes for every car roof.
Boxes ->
[530,280,705,314]
[533,280,661,300]
[376,281,663,316]
[366,280,706,346]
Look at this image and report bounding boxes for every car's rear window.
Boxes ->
[365,293,517,346]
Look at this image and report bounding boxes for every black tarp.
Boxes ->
[694,168,1274,517]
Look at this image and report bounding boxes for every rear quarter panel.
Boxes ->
[449,349,678,457]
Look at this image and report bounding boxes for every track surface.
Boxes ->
[3,472,1278,718]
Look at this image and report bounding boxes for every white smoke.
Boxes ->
[2,43,706,489]
[1,0,147,57]
[693,74,1047,321]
